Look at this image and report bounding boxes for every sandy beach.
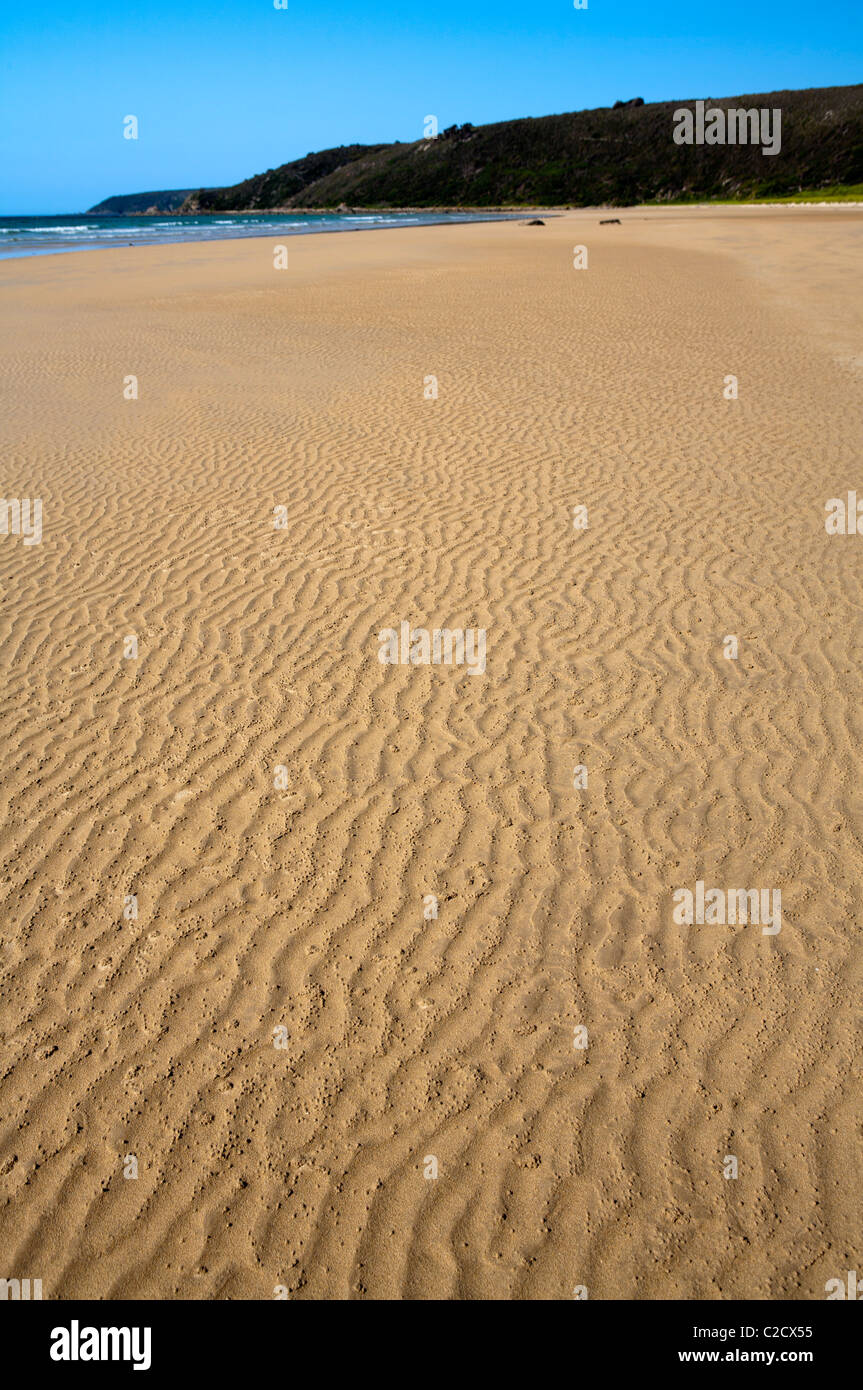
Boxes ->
[0,206,861,1300]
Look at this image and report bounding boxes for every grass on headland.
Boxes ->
[641,184,863,206]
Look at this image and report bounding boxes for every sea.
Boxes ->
[0,210,521,260]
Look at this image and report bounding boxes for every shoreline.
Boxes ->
[0,208,528,262]
[6,198,863,262]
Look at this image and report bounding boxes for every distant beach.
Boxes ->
[0,210,522,259]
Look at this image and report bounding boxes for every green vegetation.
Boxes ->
[88,189,193,214]
[643,183,863,205]
[179,84,863,212]
[91,85,863,215]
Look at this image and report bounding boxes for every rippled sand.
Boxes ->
[1,207,861,1299]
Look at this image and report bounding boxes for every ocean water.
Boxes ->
[0,210,520,259]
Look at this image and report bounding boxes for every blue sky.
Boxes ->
[1,0,861,213]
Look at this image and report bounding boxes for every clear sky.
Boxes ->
[1,0,861,213]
